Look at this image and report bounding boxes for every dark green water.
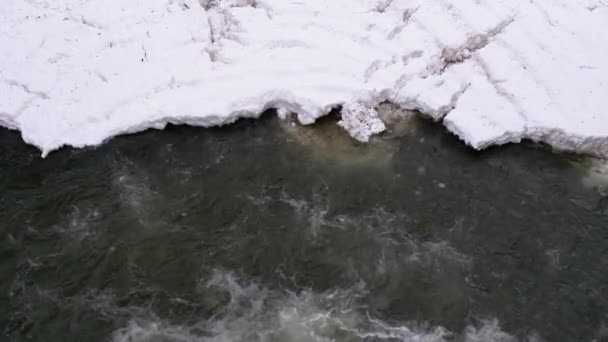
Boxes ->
[1,114,607,342]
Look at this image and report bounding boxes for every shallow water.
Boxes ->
[1,114,607,342]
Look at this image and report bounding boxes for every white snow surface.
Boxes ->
[1,0,608,157]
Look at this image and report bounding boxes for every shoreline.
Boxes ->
[1,0,607,158]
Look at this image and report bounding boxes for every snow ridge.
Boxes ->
[0,0,607,157]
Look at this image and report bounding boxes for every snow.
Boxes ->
[1,0,607,157]
[338,102,385,143]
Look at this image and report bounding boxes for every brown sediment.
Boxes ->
[276,103,420,168]
[567,156,608,194]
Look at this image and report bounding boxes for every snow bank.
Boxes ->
[1,0,607,157]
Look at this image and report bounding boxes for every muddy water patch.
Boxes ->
[277,104,419,169]
[567,156,608,194]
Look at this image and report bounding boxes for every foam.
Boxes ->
[1,0,607,157]
[111,270,522,342]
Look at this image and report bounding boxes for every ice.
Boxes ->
[1,0,608,157]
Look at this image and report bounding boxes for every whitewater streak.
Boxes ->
[1,0,607,157]
[111,270,526,342]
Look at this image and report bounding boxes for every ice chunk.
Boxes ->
[338,102,386,143]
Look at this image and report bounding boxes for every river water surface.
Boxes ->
[1,114,607,341]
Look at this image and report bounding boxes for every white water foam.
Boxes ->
[53,204,101,241]
[276,193,470,267]
[111,270,526,342]
[110,154,160,224]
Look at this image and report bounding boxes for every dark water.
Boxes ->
[1,114,607,342]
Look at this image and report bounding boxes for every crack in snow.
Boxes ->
[373,0,394,13]
[62,15,104,30]
[436,83,471,119]
[473,55,527,122]
[430,17,515,74]
[386,8,418,40]
[4,79,50,100]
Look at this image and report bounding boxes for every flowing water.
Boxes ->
[1,113,607,342]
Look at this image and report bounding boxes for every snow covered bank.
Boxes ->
[1,0,608,157]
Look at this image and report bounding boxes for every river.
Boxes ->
[1,113,607,341]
